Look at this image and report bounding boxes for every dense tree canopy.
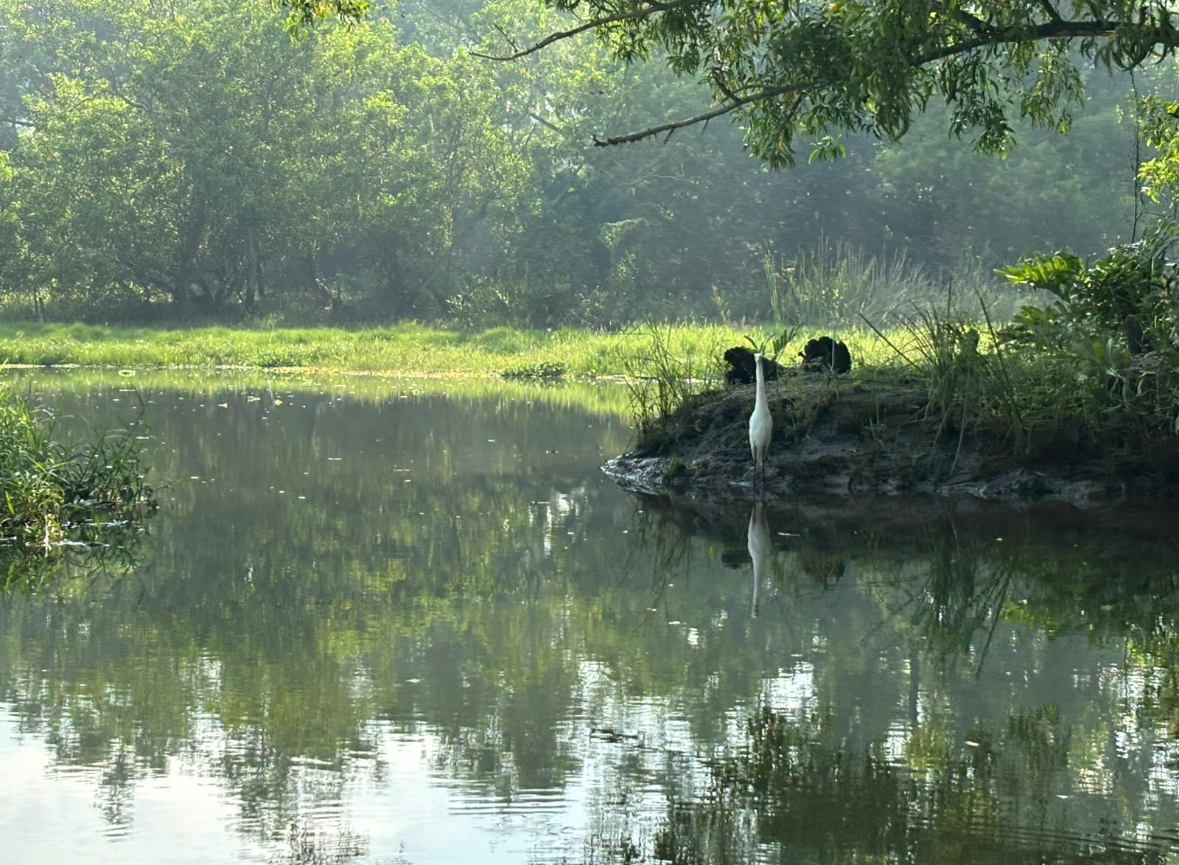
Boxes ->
[0,0,1166,322]
[290,0,1179,165]
[0,0,534,315]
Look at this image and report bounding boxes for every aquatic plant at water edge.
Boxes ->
[0,382,155,549]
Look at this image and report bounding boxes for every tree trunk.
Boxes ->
[303,248,343,318]
[256,248,266,300]
[245,228,259,314]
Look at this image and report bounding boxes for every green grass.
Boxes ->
[8,367,642,418]
[0,321,901,377]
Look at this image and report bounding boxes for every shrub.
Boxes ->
[997,223,1179,449]
[999,222,1179,352]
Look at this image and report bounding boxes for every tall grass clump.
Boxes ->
[866,301,1043,462]
[0,381,155,550]
[759,239,1006,327]
[762,239,934,326]
[618,322,726,440]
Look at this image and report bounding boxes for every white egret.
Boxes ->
[749,352,772,484]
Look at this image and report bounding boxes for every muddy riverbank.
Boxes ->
[604,372,1175,506]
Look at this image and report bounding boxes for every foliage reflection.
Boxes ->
[2,377,1179,864]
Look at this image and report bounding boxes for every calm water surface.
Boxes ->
[3,371,1179,865]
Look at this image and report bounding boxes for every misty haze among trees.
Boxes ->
[10,5,1179,861]
[0,0,1160,326]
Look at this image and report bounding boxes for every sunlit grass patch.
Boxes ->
[0,320,901,378]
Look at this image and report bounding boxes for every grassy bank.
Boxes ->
[8,367,640,418]
[6,312,1179,508]
[3,320,1171,458]
[0,319,1097,460]
[0,321,899,377]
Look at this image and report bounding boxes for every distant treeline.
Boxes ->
[0,0,1157,325]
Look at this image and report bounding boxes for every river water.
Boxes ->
[3,371,1179,865]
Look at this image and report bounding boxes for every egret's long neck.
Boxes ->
[755,356,766,406]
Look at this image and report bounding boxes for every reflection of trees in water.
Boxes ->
[1,512,152,591]
[0,385,627,856]
[642,702,1167,865]
[593,500,1179,864]
[7,384,1179,862]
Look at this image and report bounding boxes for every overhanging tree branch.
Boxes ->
[917,18,1129,63]
[1036,0,1062,23]
[471,0,705,61]
[461,0,1179,154]
[600,17,1179,146]
[929,0,992,35]
[592,84,807,146]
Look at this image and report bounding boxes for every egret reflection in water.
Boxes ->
[747,500,771,618]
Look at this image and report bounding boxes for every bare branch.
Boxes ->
[1037,0,1063,23]
[471,0,706,61]
[929,0,992,34]
[529,111,563,133]
[917,19,1127,63]
[592,83,807,147]
[492,22,521,53]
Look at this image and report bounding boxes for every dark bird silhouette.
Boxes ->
[724,346,784,385]
[800,336,852,373]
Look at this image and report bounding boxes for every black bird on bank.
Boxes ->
[724,338,854,383]
[800,336,852,374]
[724,346,784,385]
[1124,314,1152,356]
